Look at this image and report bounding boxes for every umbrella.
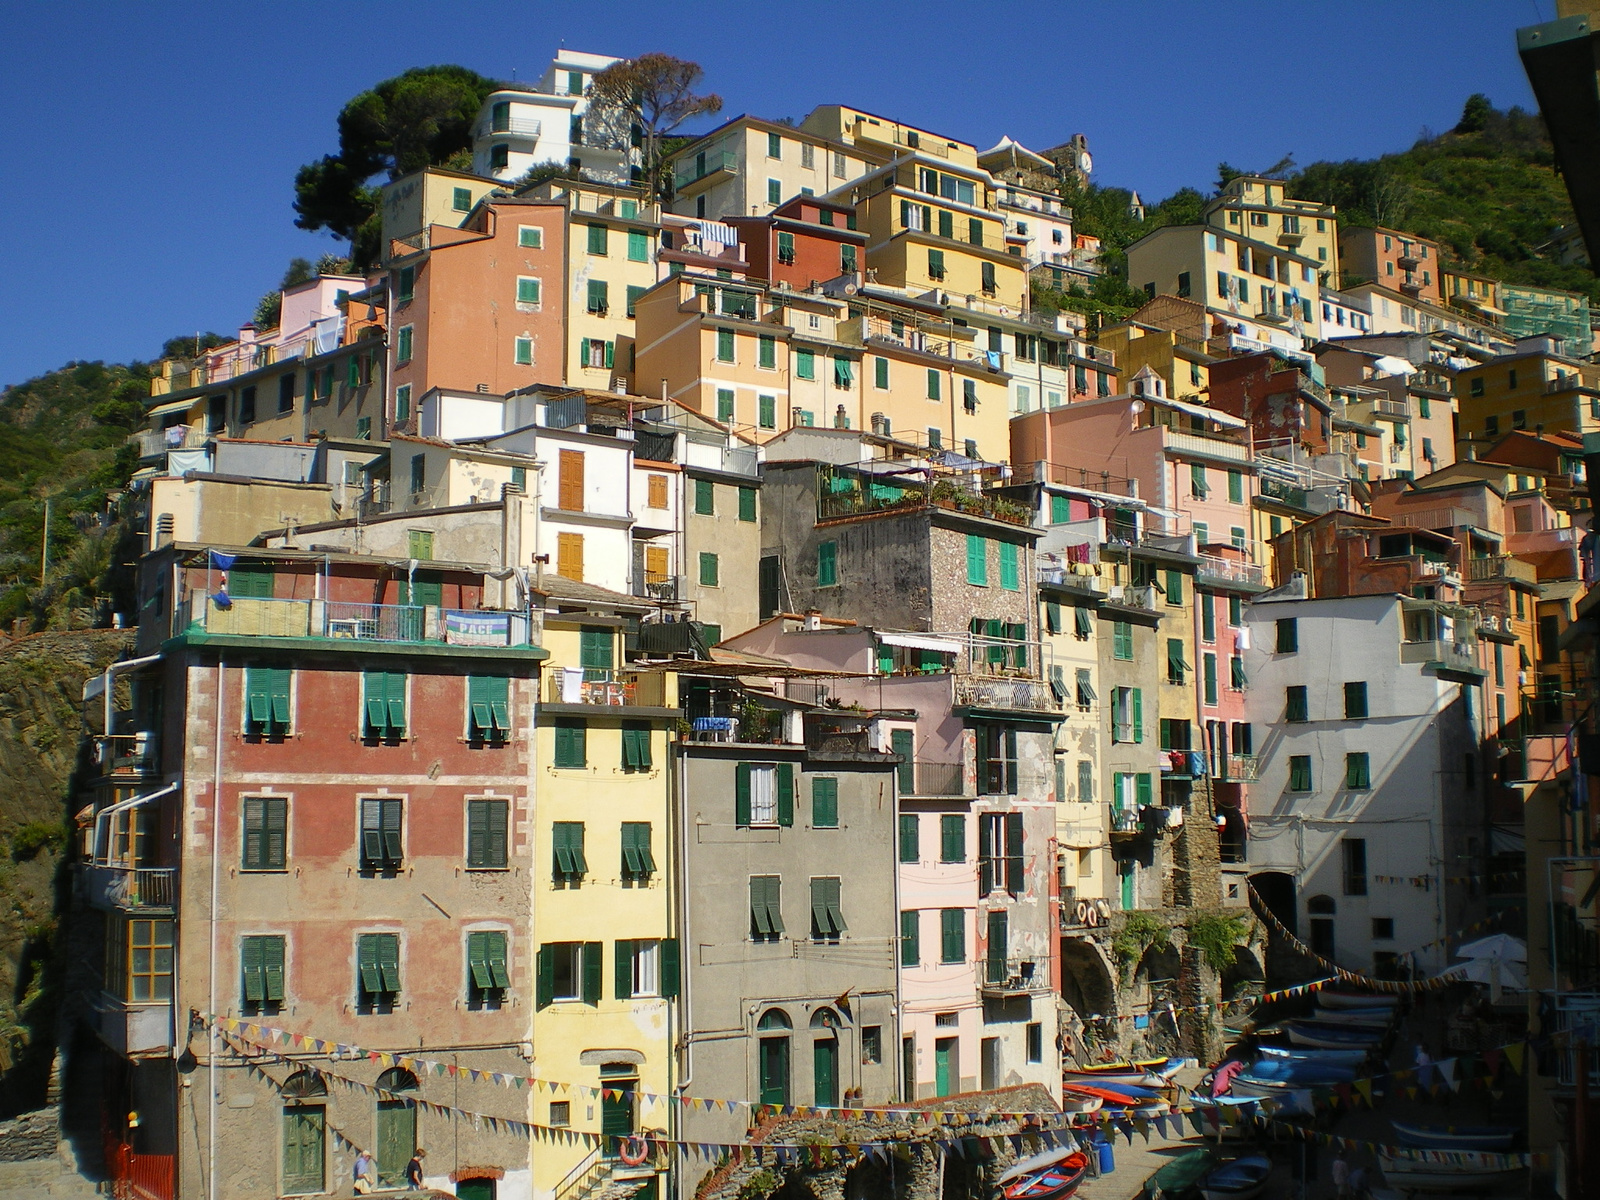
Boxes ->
[1454,933,1526,962]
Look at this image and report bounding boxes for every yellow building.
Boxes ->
[1440,268,1508,326]
[801,105,980,169]
[1203,175,1340,285]
[1097,321,1213,404]
[667,114,886,221]
[1454,346,1600,442]
[380,166,506,252]
[531,602,679,1198]
[521,178,662,393]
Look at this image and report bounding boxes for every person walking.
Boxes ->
[1349,1160,1369,1200]
[1331,1149,1350,1199]
[353,1149,375,1194]
[405,1147,426,1190]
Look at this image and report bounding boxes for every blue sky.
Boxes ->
[0,0,1554,387]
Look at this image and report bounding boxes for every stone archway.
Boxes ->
[1220,941,1266,1004]
[1059,935,1118,1057]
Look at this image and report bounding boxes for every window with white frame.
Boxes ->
[749,765,777,825]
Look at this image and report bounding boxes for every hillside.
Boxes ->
[1046,96,1596,322]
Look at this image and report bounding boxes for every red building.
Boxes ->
[730,195,867,290]
[78,544,544,1199]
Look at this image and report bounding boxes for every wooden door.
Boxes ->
[559,450,586,512]
[281,1105,324,1195]
[934,1038,957,1097]
[758,1036,789,1106]
[812,1038,837,1108]
[375,1100,414,1186]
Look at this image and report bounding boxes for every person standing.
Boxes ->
[405,1147,426,1190]
[1349,1161,1369,1200]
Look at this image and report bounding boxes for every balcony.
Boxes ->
[1221,754,1260,782]
[176,591,542,654]
[673,150,738,194]
[902,759,967,797]
[93,733,159,779]
[135,424,209,461]
[476,114,543,139]
[1400,638,1484,678]
[1195,555,1265,590]
[1258,476,1310,511]
[1372,397,1410,420]
[80,865,176,913]
[1397,250,1421,270]
[980,957,1045,998]
[953,674,1059,715]
[1255,305,1290,325]
[546,669,668,708]
[1105,583,1160,613]
[1110,809,1143,836]
[91,992,173,1057]
[1037,561,1105,595]
[1159,429,1251,465]
[632,573,684,602]
[1467,555,1539,585]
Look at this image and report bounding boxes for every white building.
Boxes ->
[1319,288,1373,337]
[470,51,632,185]
[1243,590,1487,977]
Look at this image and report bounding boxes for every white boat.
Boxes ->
[1302,1008,1394,1028]
[1059,1092,1103,1115]
[1257,1045,1369,1067]
[1062,1068,1166,1089]
[1378,1149,1527,1192]
[1286,1021,1384,1049]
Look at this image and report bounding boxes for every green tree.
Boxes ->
[293,66,503,267]
[588,53,722,202]
[1456,92,1494,134]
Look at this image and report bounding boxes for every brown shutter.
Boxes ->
[559,450,585,511]
[647,474,668,509]
[557,533,585,582]
[644,546,669,585]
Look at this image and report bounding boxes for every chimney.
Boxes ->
[803,609,823,631]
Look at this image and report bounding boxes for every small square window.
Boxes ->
[519,226,543,249]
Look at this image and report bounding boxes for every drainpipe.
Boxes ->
[208,655,226,1200]
[99,653,163,735]
[672,745,692,1200]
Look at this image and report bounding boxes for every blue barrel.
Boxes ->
[1096,1136,1115,1175]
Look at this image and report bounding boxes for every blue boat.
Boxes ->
[1257,1045,1368,1067]
[1199,1154,1273,1200]
[1286,1020,1385,1049]
[1229,1059,1355,1100]
[1390,1120,1518,1151]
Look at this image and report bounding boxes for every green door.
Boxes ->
[375,1099,415,1186]
[397,571,442,639]
[456,1180,495,1200]
[1120,860,1136,910]
[600,1079,635,1155]
[934,1037,958,1097]
[891,729,915,793]
[759,1036,790,1105]
[813,1038,838,1107]
[281,1105,324,1195]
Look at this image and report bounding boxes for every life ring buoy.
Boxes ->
[618,1136,650,1166]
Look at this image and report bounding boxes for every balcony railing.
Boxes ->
[1399,639,1480,672]
[135,424,209,460]
[94,732,159,777]
[674,150,738,190]
[1110,809,1142,835]
[1372,398,1410,419]
[546,669,667,708]
[81,865,176,912]
[1196,555,1265,588]
[1037,561,1105,593]
[178,591,539,649]
[902,760,967,797]
[980,957,1043,995]
[953,674,1058,714]
[1467,555,1539,584]
[1160,429,1251,464]
[477,114,543,139]
[1221,754,1260,782]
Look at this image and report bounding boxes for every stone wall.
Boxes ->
[0,1107,58,1161]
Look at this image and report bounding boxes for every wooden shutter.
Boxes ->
[242,936,266,1002]
[1135,774,1153,807]
[469,932,493,990]
[776,762,795,826]
[242,798,264,870]
[1131,689,1143,743]
[1004,813,1023,896]
[467,800,488,867]
[487,932,508,988]
[810,878,830,937]
[363,672,388,736]
[941,909,964,963]
[660,938,680,998]
[615,939,633,999]
[901,911,919,966]
[1075,606,1092,638]
[557,532,584,582]
[382,799,403,862]
[536,945,553,1008]
[764,876,785,934]
[383,673,406,734]
[647,475,668,508]
[263,935,285,1001]
[469,677,491,737]
[559,450,585,511]
[358,935,382,995]
[735,763,752,826]
[269,668,291,728]
[966,535,986,584]
[246,669,272,729]
[940,814,964,862]
[891,729,914,794]
[899,814,918,863]
[582,941,603,1004]
[978,815,994,894]
[811,778,838,827]
[360,800,385,865]
[1045,601,1061,635]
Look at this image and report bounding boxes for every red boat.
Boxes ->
[997,1148,1091,1200]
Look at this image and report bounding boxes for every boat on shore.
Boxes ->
[1063,1068,1166,1088]
[1300,1007,1394,1029]
[1198,1154,1272,1200]
[997,1147,1090,1200]
[1286,1020,1385,1049]
[1389,1120,1518,1152]
[1257,1045,1369,1067]
[1317,989,1402,1012]
[1378,1149,1526,1192]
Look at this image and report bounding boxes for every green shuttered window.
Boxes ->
[467,931,510,1002]
[468,676,510,741]
[359,798,403,870]
[900,910,920,967]
[898,813,919,863]
[245,667,291,736]
[241,934,286,1006]
[621,821,656,879]
[810,877,846,940]
[750,875,784,939]
[621,722,653,771]
[242,796,287,870]
[362,672,406,739]
[811,777,838,827]
[552,821,588,883]
[357,933,401,1003]
[553,719,587,768]
[466,798,508,869]
[940,908,965,963]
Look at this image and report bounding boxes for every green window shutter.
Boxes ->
[1201,593,1216,642]
[751,877,773,936]
[938,209,953,238]
[1135,773,1153,807]
[1277,618,1298,653]
[1131,688,1143,743]
[1346,752,1371,789]
[966,535,988,585]
[588,279,608,312]
[579,626,614,673]
[776,762,795,826]
[536,945,553,1008]
[978,815,994,894]
[739,486,757,522]
[1075,606,1092,638]
[735,763,753,826]
[699,552,719,586]
[486,932,509,989]
[717,329,735,362]
[628,228,649,261]
[269,668,291,727]
[695,478,715,514]
[554,720,587,768]
[397,326,413,362]
[999,542,1019,590]
[1287,686,1308,723]
[1289,755,1313,791]
[834,355,853,387]
[1165,570,1182,605]
[1344,681,1368,719]
[1045,601,1061,635]
[899,814,919,863]
[381,799,402,863]
[901,911,920,967]
[890,728,914,792]
[826,877,846,934]
[469,932,493,990]
[1114,621,1132,659]
[875,357,889,389]
[582,942,603,1005]
[467,799,488,866]
[620,822,641,875]
[766,875,786,935]
[625,284,644,318]
[1050,494,1069,524]
[621,726,641,771]
[242,936,265,1002]
[941,909,965,963]
[660,938,680,997]
[245,668,271,729]
[469,676,492,738]
[588,223,607,254]
[940,814,965,863]
[811,777,838,827]
[377,934,401,992]
[615,938,633,999]
[1228,470,1243,502]
[358,935,382,995]
[1204,654,1218,705]
[810,878,830,936]
[758,392,776,428]
[1168,638,1186,682]
[518,277,541,304]
[262,935,285,1001]
[817,541,837,586]
[969,217,983,245]
[796,348,814,379]
[759,335,776,368]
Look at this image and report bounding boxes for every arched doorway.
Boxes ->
[1059,937,1117,1057]
[374,1067,418,1187]
[810,1008,841,1108]
[280,1071,326,1196]
[1220,943,1265,1004]
[1249,871,1297,937]
[757,1009,791,1106]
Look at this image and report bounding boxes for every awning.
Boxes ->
[1148,395,1248,429]
[147,396,197,418]
[877,632,963,655]
[1371,355,1414,378]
